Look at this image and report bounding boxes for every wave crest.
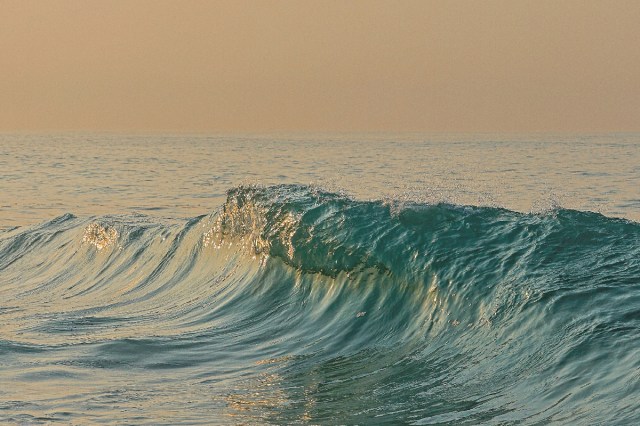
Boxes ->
[82,222,119,251]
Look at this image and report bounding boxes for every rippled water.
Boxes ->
[1,134,639,424]
[2,133,639,229]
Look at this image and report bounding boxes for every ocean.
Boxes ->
[1,133,639,424]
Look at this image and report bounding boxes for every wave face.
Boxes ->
[1,184,639,424]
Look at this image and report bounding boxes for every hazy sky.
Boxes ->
[1,0,639,133]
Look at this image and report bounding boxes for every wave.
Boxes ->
[1,184,639,424]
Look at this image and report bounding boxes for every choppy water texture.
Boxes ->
[1,134,639,424]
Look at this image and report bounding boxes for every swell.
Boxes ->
[1,184,639,424]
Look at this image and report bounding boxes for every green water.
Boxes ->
[1,134,639,424]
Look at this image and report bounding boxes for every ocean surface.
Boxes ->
[1,133,639,424]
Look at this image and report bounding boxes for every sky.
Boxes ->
[1,0,639,133]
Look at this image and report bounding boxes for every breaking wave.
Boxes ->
[1,185,639,424]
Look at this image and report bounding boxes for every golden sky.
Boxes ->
[1,0,639,133]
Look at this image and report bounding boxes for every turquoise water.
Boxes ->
[1,134,639,424]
